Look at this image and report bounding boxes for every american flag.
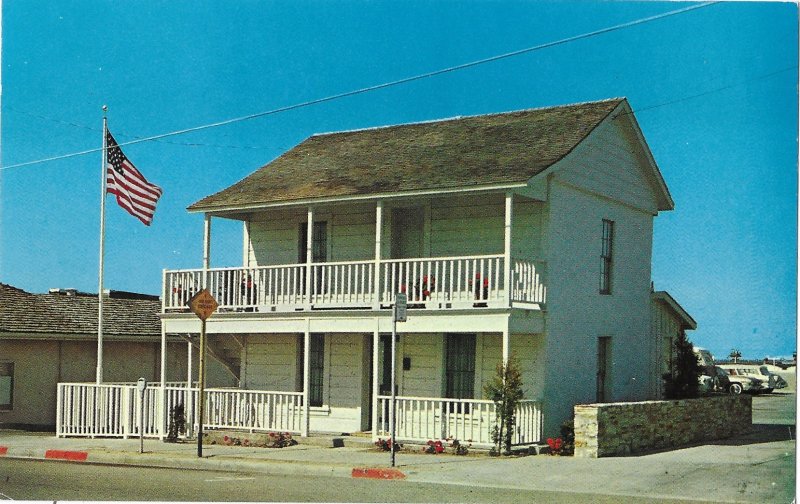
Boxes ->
[105,129,163,226]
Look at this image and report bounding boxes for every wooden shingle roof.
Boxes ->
[189,98,625,212]
[0,283,161,338]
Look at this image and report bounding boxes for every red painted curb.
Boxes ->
[351,467,406,480]
[0,446,7,456]
[44,449,88,462]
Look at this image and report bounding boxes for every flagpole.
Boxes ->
[97,105,108,385]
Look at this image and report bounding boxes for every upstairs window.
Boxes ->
[600,219,614,294]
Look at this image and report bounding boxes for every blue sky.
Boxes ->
[1,1,797,360]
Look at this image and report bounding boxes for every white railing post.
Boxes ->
[305,207,314,310]
[122,386,131,438]
[55,384,63,438]
[504,192,513,308]
[374,201,383,310]
[302,324,311,437]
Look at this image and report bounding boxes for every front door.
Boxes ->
[391,207,424,259]
[445,334,476,399]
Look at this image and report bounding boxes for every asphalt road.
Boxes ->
[0,458,694,503]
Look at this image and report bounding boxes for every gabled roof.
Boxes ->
[0,283,161,338]
[189,98,627,212]
[652,290,697,330]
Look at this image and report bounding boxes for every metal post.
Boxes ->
[96,107,108,384]
[390,303,397,468]
[197,319,207,457]
[139,388,145,454]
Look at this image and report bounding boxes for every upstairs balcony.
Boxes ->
[163,254,546,314]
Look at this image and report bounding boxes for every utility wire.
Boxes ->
[1,1,717,171]
[3,105,273,150]
[616,65,798,118]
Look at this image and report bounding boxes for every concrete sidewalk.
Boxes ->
[0,425,794,503]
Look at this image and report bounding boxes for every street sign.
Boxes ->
[136,377,147,454]
[188,289,218,321]
[395,293,407,322]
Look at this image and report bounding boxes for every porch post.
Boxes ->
[504,192,514,308]
[186,338,194,438]
[302,321,311,437]
[203,214,211,271]
[502,322,510,366]
[371,323,379,439]
[373,200,383,310]
[159,321,167,440]
[306,207,314,309]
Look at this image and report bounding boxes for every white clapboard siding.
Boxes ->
[555,116,659,214]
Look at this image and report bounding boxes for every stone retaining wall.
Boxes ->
[573,395,752,457]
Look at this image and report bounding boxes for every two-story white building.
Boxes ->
[58,97,676,447]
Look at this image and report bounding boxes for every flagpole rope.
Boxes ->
[0,1,717,171]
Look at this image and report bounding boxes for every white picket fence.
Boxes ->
[376,396,543,448]
[56,383,304,438]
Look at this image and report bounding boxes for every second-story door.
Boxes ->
[299,222,327,294]
[391,207,424,259]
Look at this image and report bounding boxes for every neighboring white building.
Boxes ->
[59,98,680,445]
[650,290,698,399]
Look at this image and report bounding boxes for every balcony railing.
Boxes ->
[163,255,546,313]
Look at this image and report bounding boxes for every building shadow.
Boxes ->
[707,423,795,446]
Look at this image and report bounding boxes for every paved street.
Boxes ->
[0,458,699,503]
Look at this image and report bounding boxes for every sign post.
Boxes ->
[136,378,147,454]
[391,292,407,467]
[188,289,218,458]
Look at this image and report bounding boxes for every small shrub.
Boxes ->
[450,439,470,456]
[547,437,564,455]
[423,439,445,454]
[559,420,575,455]
[374,438,401,452]
[267,431,297,448]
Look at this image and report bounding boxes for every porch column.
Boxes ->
[504,192,514,307]
[186,338,194,438]
[502,324,510,366]
[158,321,167,440]
[302,322,311,437]
[305,207,314,310]
[203,214,211,272]
[371,324,380,439]
[373,200,383,310]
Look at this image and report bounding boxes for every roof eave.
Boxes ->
[653,291,697,330]
[188,181,531,216]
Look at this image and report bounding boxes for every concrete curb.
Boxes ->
[352,467,407,480]
[0,445,381,480]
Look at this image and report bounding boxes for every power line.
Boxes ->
[3,105,274,150]
[1,1,717,171]
[616,65,798,118]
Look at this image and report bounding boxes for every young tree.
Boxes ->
[729,348,742,363]
[484,355,524,455]
[662,329,702,399]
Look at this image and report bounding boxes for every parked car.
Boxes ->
[719,365,783,393]
[703,366,764,395]
[759,365,788,390]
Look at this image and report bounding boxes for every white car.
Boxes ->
[719,365,783,393]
